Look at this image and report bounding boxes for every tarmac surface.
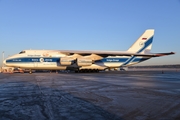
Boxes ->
[0,71,180,120]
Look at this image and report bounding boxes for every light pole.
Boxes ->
[2,51,4,67]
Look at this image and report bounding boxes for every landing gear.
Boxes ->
[120,67,126,71]
[20,70,24,74]
[120,66,128,71]
[29,69,32,74]
[75,69,99,73]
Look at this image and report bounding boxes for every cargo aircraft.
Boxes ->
[3,29,175,73]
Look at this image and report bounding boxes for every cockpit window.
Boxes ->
[19,51,26,54]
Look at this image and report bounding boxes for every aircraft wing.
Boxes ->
[59,50,175,57]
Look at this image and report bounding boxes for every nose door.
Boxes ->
[3,60,6,66]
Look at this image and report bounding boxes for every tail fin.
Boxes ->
[127,29,154,53]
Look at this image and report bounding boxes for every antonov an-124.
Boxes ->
[3,29,175,73]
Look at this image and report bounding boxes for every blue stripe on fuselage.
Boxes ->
[95,57,149,64]
[6,57,60,63]
[99,58,129,62]
[6,57,149,64]
[123,56,135,65]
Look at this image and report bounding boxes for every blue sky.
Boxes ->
[0,0,180,66]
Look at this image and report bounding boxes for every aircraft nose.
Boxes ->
[3,59,6,65]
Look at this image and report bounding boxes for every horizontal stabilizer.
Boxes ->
[153,52,175,57]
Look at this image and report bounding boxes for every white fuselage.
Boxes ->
[4,50,150,71]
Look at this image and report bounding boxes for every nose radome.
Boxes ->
[3,60,6,65]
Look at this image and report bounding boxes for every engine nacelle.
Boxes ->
[77,58,92,66]
[60,57,74,66]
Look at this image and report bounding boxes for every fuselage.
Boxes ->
[3,50,150,71]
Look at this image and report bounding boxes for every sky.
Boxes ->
[0,0,180,67]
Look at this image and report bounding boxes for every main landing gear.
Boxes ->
[29,69,32,74]
[75,69,99,73]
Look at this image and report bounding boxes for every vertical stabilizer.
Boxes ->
[127,29,154,53]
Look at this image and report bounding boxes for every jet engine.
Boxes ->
[60,57,74,66]
[76,58,92,66]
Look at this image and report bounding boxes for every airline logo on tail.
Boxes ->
[137,36,153,53]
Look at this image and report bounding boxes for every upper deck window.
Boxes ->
[19,51,26,54]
